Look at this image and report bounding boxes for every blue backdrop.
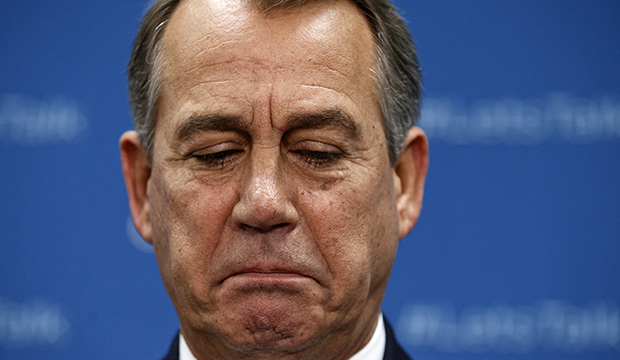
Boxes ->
[1,1,619,359]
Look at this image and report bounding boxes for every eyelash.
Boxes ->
[192,148,343,169]
[194,149,242,167]
[296,150,342,167]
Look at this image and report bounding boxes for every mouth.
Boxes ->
[225,268,308,280]
[221,266,318,288]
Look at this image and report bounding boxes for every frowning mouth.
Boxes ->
[220,270,316,294]
[225,269,309,281]
[221,266,318,287]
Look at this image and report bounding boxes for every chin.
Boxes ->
[215,293,326,353]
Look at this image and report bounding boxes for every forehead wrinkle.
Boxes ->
[191,38,250,60]
[175,57,288,88]
[299,83,358,109]
[314,62,359,86]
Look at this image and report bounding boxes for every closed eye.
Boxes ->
[296,149,342,167]
[195,149,243,168]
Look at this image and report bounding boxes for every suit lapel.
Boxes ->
[383,318,412,360]
[162,333,180,360]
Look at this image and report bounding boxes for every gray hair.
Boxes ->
[128,0,421,165]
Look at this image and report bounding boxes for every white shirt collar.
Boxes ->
[179,331,196,360]
[349,313,386,360]
[179,313,386,360]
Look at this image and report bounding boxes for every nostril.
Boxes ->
[268,222,290,232]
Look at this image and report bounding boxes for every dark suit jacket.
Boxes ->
[162,318,412,360]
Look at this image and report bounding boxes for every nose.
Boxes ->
[232,148,298,233]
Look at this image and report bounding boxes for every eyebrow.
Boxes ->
[176,114,245,142]
[286,109,360,140]
[175,108,360,142]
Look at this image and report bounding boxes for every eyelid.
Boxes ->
[287,140,347,171]
[190,141,245,156]
[290,140,342,153]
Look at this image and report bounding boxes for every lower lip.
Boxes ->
[224,272,313,286]
[231,272,308,280]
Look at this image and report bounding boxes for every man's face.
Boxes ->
[133,0,413,357]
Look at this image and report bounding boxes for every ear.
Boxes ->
[120,131,153,243]
[393,127,429,240]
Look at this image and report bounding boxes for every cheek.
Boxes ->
[299,169,398,301]
[150,168,239,299]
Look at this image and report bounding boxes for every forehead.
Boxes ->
[161,0,375,66]
[157,0,379,116]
